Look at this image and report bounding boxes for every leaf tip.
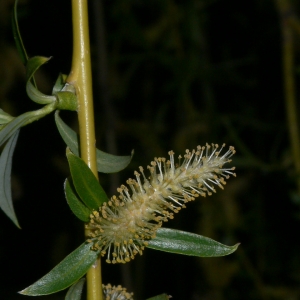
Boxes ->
[66,147,73,156]
[18,288,29,295]
[234,242,241,249]
[228,242,240,255]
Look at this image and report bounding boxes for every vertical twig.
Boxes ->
[276,0,300,192]
[67,0,103,299]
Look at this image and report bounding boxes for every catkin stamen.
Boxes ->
[86,144,236,263]
[102,283,134,300]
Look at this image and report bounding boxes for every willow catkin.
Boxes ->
[102,284,133,300]
[86,143,236,264]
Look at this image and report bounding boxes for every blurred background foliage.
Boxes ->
[1,0,300,299]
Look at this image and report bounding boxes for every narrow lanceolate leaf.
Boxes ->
[0,112,30,147]
[147,228,240,257]
[26,81,56,105]
[66,149,109,210]
[55,112,79,154]
[65,278,85,300]
[0,109,14,124]
[12,0,28,65]
[0,103,56,147]
[19,242,98,296]
[65,179,91,222]
[96,148,134,174]
[146,294,171,300]
[55,111,133,173]
[0,130,20,228]
[26,56,51,83]
[24,56,56,113]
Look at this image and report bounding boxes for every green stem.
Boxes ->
[67,1,103,300]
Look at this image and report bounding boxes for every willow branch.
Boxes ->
[67,0,103,299]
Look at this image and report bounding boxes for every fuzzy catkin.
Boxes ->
[86,143,236,264]
[102,284,133,300]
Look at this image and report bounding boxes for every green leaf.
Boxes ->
[0,103,56,147]
[146,294,170,300]
[66,149,109,210]
[26,56,51,83]
[25,59,77,110]
[12,0,28,65]
[26,81,56,105]
[0,112,30,147]
[52,73,68,94]
[65,278,85,300]
[55,111,133,173]
[65,178,91,222]
[0,130,20,228]
[147,228,240,257]
[0,109,14,124]
[96,147,134,174]
[19,242,98,296]
[25,56,51,97]
[54,112,79,155]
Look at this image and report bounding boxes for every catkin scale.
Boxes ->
[86,143,236,264]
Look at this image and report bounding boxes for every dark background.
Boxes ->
[1,0,300,299]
